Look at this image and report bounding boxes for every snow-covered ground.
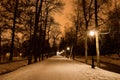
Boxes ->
[0,60,28,75]
[75,54,120,67]
[75,55,120,74]
[0,55,120,80]
[101,54,120,66]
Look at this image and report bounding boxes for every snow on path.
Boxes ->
[0,55,120,80]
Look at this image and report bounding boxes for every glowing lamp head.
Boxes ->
[67,47,70,51]
[89,31,95,36]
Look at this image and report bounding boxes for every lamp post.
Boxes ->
[89,30,95,68]
[66,47,70,58]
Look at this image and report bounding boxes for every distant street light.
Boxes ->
[6,53,10,57]
[56,51,60,55]
[67,47,70,51]
[20,53,22,56]
[66,47,70,58]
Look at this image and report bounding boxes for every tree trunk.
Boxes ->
[0,28,1,62]
[28,16,32,64]
[95,0,100,67]
[82,0,89,64]
[96,32,100,66]
[85,33,88,63]
[42,8,49,59]
[10,0,18,61]
[73,0,79,60]
[38,22,42,61]
[28,54,32,64]
[33,0,43,62]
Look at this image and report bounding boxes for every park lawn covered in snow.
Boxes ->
[0,55,120,80]
[0,60,28,75]
[100,54,120,66]
[75,54,120,66]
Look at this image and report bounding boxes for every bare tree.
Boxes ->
[70,0,112,65]
[32,0,64,62]
[9,0,18,61]
[82,0,94,63]
[107,0,120,58]
[50,25,61,54]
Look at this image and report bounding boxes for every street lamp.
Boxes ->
[20,53,22,56]
[66,47,70,58]
[67,47,70,51]
[89,30,95,68]
[89,30,95,36]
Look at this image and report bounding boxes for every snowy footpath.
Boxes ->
[0,55,120,80]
